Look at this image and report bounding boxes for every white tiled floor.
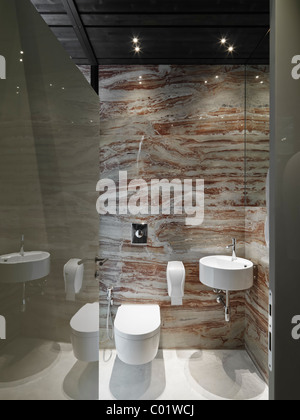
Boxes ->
[0,338,268,401]
[100,349,269,401]
[0,338,98,400]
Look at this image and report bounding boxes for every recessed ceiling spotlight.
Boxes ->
[133,37,139,44]
[215,76,219,79]
[228,46,234,53]
[135,46,141,53]
[220,38,227,45]
[256,76,260,79]
[204,80,208,84]
[260,81,264,84]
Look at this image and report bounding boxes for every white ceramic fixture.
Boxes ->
[114,305,161,365]
[70,302,99,362]
[64,258,84,302]
[0,251,51,283]
[200,255,254,292]
[167,261,185,306]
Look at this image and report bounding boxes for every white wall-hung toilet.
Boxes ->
[70,302,99,362]
[114,305,161,366]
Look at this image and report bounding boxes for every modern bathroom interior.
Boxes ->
[98,64,270,400]
[0,0,272,401]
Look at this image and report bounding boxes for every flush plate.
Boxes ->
[132,224,148,245]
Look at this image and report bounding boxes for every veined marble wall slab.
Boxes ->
[97,65,270,373]
[246,66,270,207]
[98,65,247,349]
[245,66,270,382]
[245,207,269,382]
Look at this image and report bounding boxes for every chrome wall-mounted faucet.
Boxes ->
[77,257,108,266]
[226,238,237,261]
[107,287,114,306]
[20,234,25,257]
[96,257,108,266]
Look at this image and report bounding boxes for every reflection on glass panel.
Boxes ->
[0,0,99,400]
[245,65,270,207]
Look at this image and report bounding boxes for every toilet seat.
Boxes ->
[114,305,161,341]
[70,302,99,338]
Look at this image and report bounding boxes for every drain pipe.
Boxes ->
[217,291,231,322]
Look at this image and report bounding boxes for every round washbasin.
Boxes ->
[0,251,51,283]
[200,255,254,292]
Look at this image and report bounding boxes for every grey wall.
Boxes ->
[270,0,300,400]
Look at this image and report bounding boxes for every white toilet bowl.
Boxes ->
[114,304,161,366]
[70,302,99,362]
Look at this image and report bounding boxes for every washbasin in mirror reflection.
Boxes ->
[200,255,254,292]
[0,251,51,283]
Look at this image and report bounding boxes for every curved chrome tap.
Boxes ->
[226,238,237,261]
[77,257,108,266]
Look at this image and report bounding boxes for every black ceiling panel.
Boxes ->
[31,0,65,13]
[74,0,269,14]
[30,0,270,65]
[79,13,269,28]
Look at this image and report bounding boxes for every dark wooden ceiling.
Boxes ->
[30,0,270,66]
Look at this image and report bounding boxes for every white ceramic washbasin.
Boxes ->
[200,255,254,292]
[0,251,50,283]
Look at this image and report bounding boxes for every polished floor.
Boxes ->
[100,349,268,401]
[0,337,268,400]
[0,337,98,400]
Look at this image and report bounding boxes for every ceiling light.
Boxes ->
[220,38,227,45]
[256,76,260,79]
[133,37,139,44]
[135,46,141,53]
[228,46,234,53]
[215,76,219,79]
[204,80,208,84]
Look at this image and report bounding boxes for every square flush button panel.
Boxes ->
[132,224,148,245]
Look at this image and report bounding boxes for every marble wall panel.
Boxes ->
[245,207,269,382]
[246,66,270,207]
[98,65,247,349]
[97,65,270,380]
[244,66,270,382]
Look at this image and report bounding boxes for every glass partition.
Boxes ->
[245,65,270,207]
[0,0,99,400]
